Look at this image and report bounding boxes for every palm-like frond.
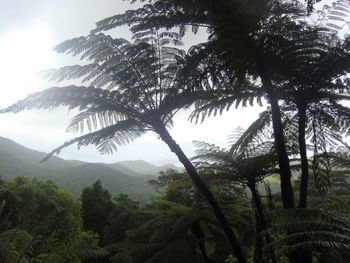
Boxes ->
[1,28,192,158]
[191,139,278,188]
[230,110,274,157]
[93,1,210,35]
[42,120,146,162]
[0,229,32,263]
[144,240,200,263]
[0,229,32,251]
[267,209,350,255]
[1,86,138,117]
[319,0,350,33]
[41,232,108,263]
[107,200,217,263]
[189,89,264,124]
[328,143,350,169]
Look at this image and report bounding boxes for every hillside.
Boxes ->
[0,136,84,169]
[117,160,182,175]
[45,163,157,200]
[0,136,178,201]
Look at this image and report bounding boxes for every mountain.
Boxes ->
[100,162,141,177]
[0,136,172,201]
[45,163,156,200]
[117,160,182,175]
[0,136,84,169]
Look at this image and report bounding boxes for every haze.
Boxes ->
[0,0,263,165]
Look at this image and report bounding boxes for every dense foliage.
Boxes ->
[0,177,106,263]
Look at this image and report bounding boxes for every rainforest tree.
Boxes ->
[1,27,246,262]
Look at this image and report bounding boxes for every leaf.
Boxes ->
[144,240,199,263]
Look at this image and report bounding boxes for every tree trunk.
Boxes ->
[297,104,309,209]
[251,185,265,263]
[253,210,264,263]
[256,57,295,209]
[156,124,247,263]
[295,104,313,263]
[191,222,210,262]
[250,184,267,230]
[249,184,277,263]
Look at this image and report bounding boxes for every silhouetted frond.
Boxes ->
[93,1,209,35]
[1,86,135,116]
[230,110,273,157]
[43,232,108,263]
[42,120,146,161]
[267,209,350,255]
[0,229,32,252]
[192,139,278,188]
[328,143,350,168]
[189,89,264,124]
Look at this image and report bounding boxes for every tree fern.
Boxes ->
[40,231,107,263]
[1,22,247,261]
[266,209,350,260]
[106,201,221,263]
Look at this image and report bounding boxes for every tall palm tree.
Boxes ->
[1,31,247,262]
[180,0,350,209]
[94,0,311,209]
[191,140,278,263]
[275,3,350,208]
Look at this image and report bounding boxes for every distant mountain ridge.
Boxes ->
[117,160,182,175]
[0,136,181,200]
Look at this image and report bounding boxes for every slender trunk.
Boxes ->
[191,222,210,262]
[156,125,247,263]
[295,105,313,263]
[253,210,264,263]
[249,184,277,263]
[250,185,265,263]
[256,57,295,209]
[250,184,267,230]
[297,104,309,208]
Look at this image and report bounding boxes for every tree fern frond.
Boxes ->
[42,120,145,162]
[43,232,108,263]
[0,86,141,118]
[192,141,226,160]
[323,0,350,32]
[328,143,350,168]
[66,110,128,133]
[230,110,273,157]
[188,90,264,124]
[171,208,214,239]
[0,229,32,252]
[93,1,208,35]
[267,208,350,255]
[144,240,200,263]
[44,247,107,263]
[0,251,29,263]
[40,64,100,83]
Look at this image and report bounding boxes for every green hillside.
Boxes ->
[117,160,182,175]
[0,136,160,201]
[0,136,84,169]
[45,163,157,200]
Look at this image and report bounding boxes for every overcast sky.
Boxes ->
[0,0,304,165]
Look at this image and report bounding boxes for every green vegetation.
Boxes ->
[0,178,106,263]
[0,136,159,201]
[1,0,350,262]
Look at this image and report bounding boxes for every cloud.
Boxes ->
[0,0,46,35]
[0,0,265,164]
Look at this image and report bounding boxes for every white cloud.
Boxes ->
[0,0,265,164]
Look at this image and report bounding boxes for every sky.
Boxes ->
[1,0,339,165]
